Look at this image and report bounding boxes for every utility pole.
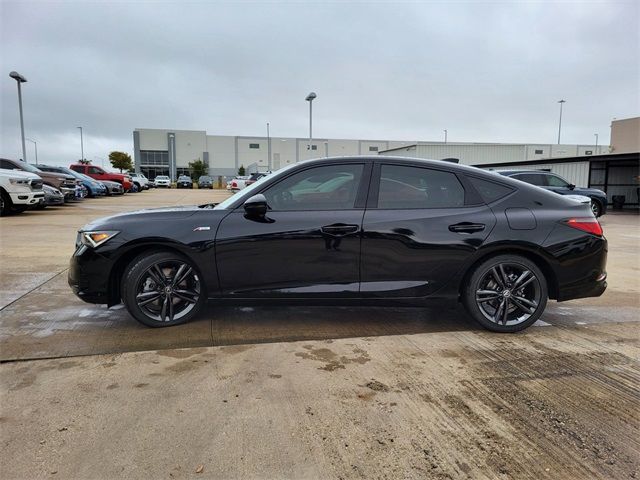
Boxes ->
[594,133,599,153]
[557,100,566,144]
[9,71,28,161]
[444,129,448,144]
[266,122,271,171]
[77,126,84,161]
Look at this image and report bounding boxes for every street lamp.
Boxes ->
[444,129,448,144]
[305,92,317,153]
[266,122,271,170]
[26,138,38,164]
[77,126,84,162]
[9,71,28,162]
[557,99,566,144]
[594,133,599,153]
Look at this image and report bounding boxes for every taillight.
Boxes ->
[231,181,237,187]
[565,217,603,236]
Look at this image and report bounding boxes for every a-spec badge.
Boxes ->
[193,226,211,231]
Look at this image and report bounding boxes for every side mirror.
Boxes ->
[568,184,575,190]
[244,194,268,217]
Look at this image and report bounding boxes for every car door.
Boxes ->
[360,162,496,298]
[215,162,371,298]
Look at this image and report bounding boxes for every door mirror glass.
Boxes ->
[244,194,268,217]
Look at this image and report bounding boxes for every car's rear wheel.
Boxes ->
[462,254,548,332]
[590,199,602,217]
[122,251,206,327]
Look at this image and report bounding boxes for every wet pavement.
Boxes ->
[1,190,638,361]
[1,190,638,479]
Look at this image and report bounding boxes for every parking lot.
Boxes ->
[1,189,639,479]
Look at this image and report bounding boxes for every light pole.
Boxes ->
[324,141,329,157]
[594,133,599,153]
[26,138,37,164]
[557,99,566,144]
[444,129,448,143]
[305,92,316,154]
[9,71,28,161]
[266,122,271,171]
[77,126,84,162]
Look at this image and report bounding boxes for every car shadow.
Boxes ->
[205,303,480,347]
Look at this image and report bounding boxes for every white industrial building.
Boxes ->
[380,117,639,209]
[133,128,413,180]
[134,117,638,208]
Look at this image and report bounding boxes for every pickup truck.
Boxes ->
[0,168,45,216]
[1,158,78,201]
[70,164,133,192]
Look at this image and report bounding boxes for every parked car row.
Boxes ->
[151,175,216,189]
[0,158,148,216]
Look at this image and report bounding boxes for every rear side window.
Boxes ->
[377,165,465,209]
[467,176,514,203]
[513,173,546,186]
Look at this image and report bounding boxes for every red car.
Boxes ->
[70,164,133,192]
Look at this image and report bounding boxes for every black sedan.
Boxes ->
[69,156,607,332]
[176,175,193,189]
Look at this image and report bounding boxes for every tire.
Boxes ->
[0,190,12,216]
[462,254,548,333]
[122,251,206,327]
[590,199,602,217]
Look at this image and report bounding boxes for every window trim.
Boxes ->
[232,161,372,212]
[368,162,472,210]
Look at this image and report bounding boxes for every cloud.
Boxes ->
[1,0,638,165]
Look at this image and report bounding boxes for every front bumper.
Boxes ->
[9,191,45,206]
[68,245,114,304]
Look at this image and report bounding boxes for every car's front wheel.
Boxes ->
[122,251,206,327]
[462,254,548,332]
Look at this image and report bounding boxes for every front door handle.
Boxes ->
[321,224,360,236]
[449,222,485,234]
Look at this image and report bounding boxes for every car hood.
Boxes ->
[572,187,606,197]
[81,205,218,231]
[0,169,41,180]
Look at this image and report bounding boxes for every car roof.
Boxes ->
[494,170,555,176]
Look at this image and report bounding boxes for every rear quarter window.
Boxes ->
[467,176,514,203]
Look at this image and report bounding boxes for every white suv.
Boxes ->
[0,169,45,216]
[129,172,150,190]
[154,175,171,188]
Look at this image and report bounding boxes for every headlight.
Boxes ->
[9,178,30,185]
[79,231,119,248]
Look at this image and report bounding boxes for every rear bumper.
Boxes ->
[557,275,607,301]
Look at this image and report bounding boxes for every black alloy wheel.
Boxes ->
[122,251,206,327]
[463,254,548,332]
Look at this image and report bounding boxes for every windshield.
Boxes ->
[214,163,298,210]
[15,161,43,174]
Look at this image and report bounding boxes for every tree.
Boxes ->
[109,151,133,173]
[238,164,246,176]
[189,159,207,182]
[78,158,91,165]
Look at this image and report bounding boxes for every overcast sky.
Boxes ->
[1,0,638,166]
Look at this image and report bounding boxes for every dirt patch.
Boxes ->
[365,380,390,392]
[295,345,370,371]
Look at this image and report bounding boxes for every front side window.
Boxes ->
[262,164,364,211]
[377,165,465,209]
[545,174,569,187]
[88,166,103,175]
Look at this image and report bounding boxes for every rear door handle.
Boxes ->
[321,224,360,236]
[449,222,485,234]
